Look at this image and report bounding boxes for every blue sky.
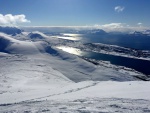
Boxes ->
[0,0,150,27]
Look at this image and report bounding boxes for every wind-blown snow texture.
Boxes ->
[0,29,150,113]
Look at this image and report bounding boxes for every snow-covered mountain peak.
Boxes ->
[0,33,47,54]
[129,30,150,36]
[0,26,22,35]
[28,31,49,39]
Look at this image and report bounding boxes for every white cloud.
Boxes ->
[0,14,30,25]
[102,23,124,28]
[114,6,125,12]
[137,23,142,25]
[100,23,129,32]
[100,23,148,32]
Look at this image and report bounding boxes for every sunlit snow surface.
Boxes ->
[1,98,150,113]
[0,32,150,113]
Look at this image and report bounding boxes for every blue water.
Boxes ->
[82,34,150,50]
[60,33,150,75]
[83,51,150,75]
[81,34,150,75]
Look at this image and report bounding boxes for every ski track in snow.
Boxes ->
[20,81,99,103]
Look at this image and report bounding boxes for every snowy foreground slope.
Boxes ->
[0,32,150,113]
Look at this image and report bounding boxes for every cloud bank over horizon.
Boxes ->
[21,23,149,33]
[0,14,30,26]
[97,23,149,32]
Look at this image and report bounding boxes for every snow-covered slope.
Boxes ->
[0,32,150,113]
[0,33,74,104]
[0,33,40,54]
[1,80,150,113]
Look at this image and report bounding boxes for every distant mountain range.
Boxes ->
[0,26,22,35]
[76,29,107,35]
[0,26,150,37]
[129,30,150,36]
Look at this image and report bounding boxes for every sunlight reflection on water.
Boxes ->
[56,46,83,56]
[56,36,81,41]
[63,33,82,37]
[54,33,83,41]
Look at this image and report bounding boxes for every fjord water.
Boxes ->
[85,51,150,75]
[82,34,150,50]
[58,33,150,75]
[61,33,150,50]
[57,46,150,75]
